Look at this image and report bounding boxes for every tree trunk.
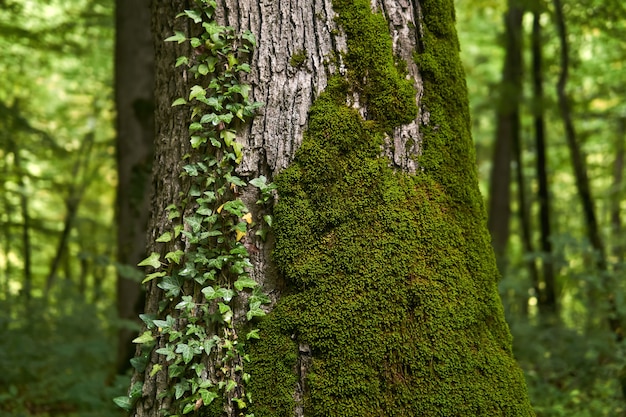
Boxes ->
[130,1,534,416]
[115,0,155,374]
[487,0,523,271]
[531,9,557,316]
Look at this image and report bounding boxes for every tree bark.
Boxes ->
[115,0,155,374]
[130,1,534,416]
[487,0,523,271]
[531,9,557,315]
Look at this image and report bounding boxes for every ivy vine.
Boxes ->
[115,1,271,415]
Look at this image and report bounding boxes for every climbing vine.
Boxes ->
[115,1,271,415]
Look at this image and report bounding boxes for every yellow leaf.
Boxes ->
[236,230,246,241]
[217,204,224,214]
[242,213,253,224]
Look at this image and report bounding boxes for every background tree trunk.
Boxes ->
[131,1,534,416]
[115,0,155,374]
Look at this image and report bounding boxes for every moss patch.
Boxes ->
[248,0,534,415]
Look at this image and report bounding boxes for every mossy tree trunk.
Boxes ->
[131,0,535,416]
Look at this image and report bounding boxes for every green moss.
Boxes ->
[247,0,534,415]
[289,49,308,69]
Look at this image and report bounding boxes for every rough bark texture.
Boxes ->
[115,0,155,373]
[131,1,534,416]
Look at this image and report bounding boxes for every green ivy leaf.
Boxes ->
[149,363,163,377]
[165,250,184,264]
[142,271,166,284]
[183,9,203,23]
[165,30,186,43]
[174,380,191,399]
[246,329,261,340]
[176,343,194,364]
[113,396,132,411]
[138,252,161,268]
[132,331,154,344]
[234,276,257,291]
[175,56,189,68]
[156,232,172,242]
[200,389,219,405]
[172,97,187,106]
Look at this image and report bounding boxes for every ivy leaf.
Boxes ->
[132,331,154,344]
[234,276,257,291]
[149,364,163,377]
[176,343,194,364]
[174,380,190,399]
[189,85,206,100]
[158,276,183,297]
[183,9,203,23]
[246,329,261,340]
[200,389,219,405]
[215,287,235,302]
[202,286,216,300]
[220,129,236,147]
[165,30,186,43]
[165,250,184,264]
[172,97,187,106]
[138,252,161,268]
[175,56,189,68]
[156,232,172,243]
[191,135,206,148]
[203,336,220,355]
[185,214,203,233]
[142,271,166,284]
[225,379,237,392]
[113,396,132,411]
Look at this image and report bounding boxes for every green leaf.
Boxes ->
[149,364,163,377]
[142,271,166,284]
[225,379,237,392]
[185,214,203,233]
[174,380,190,399]
[189,85,206,100]
[176,343,194,364]
[191,135,206,148]
[182,402,195,414]
[200,389,219,405]
[175,56,189,67]
[203,336,220,355]
[234,276,257,291]
[220,129,237,146]
[156,232,172,243]
[183,9,203,23]
[165,30,186,43]
[132,331,154,344]
[202,286,217,300]
[198,63,209,75]
[246,329,261,340]
[218,302,231,314]
[138,252,161,268]
[113,396,132,411]
[172,97,187,106]
[130,355,148,372]
[165,250,184,264]
[249,176,267,188]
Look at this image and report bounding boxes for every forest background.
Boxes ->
[0,0,625,416]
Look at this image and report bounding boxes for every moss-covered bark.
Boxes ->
[246,0,534,415]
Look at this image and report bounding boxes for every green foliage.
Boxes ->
[120,1,268,415]
[0,289,126,417]
[456,0,626,415]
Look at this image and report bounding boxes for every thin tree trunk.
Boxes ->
[532,10,557,315]
[114,0,155,374]
[11,140,32,301]
[45,132,94,295]
[487,0,524,271]
[610,117,625,267]
[552,0,622,339]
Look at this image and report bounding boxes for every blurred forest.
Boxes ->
[0,0,624,416]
